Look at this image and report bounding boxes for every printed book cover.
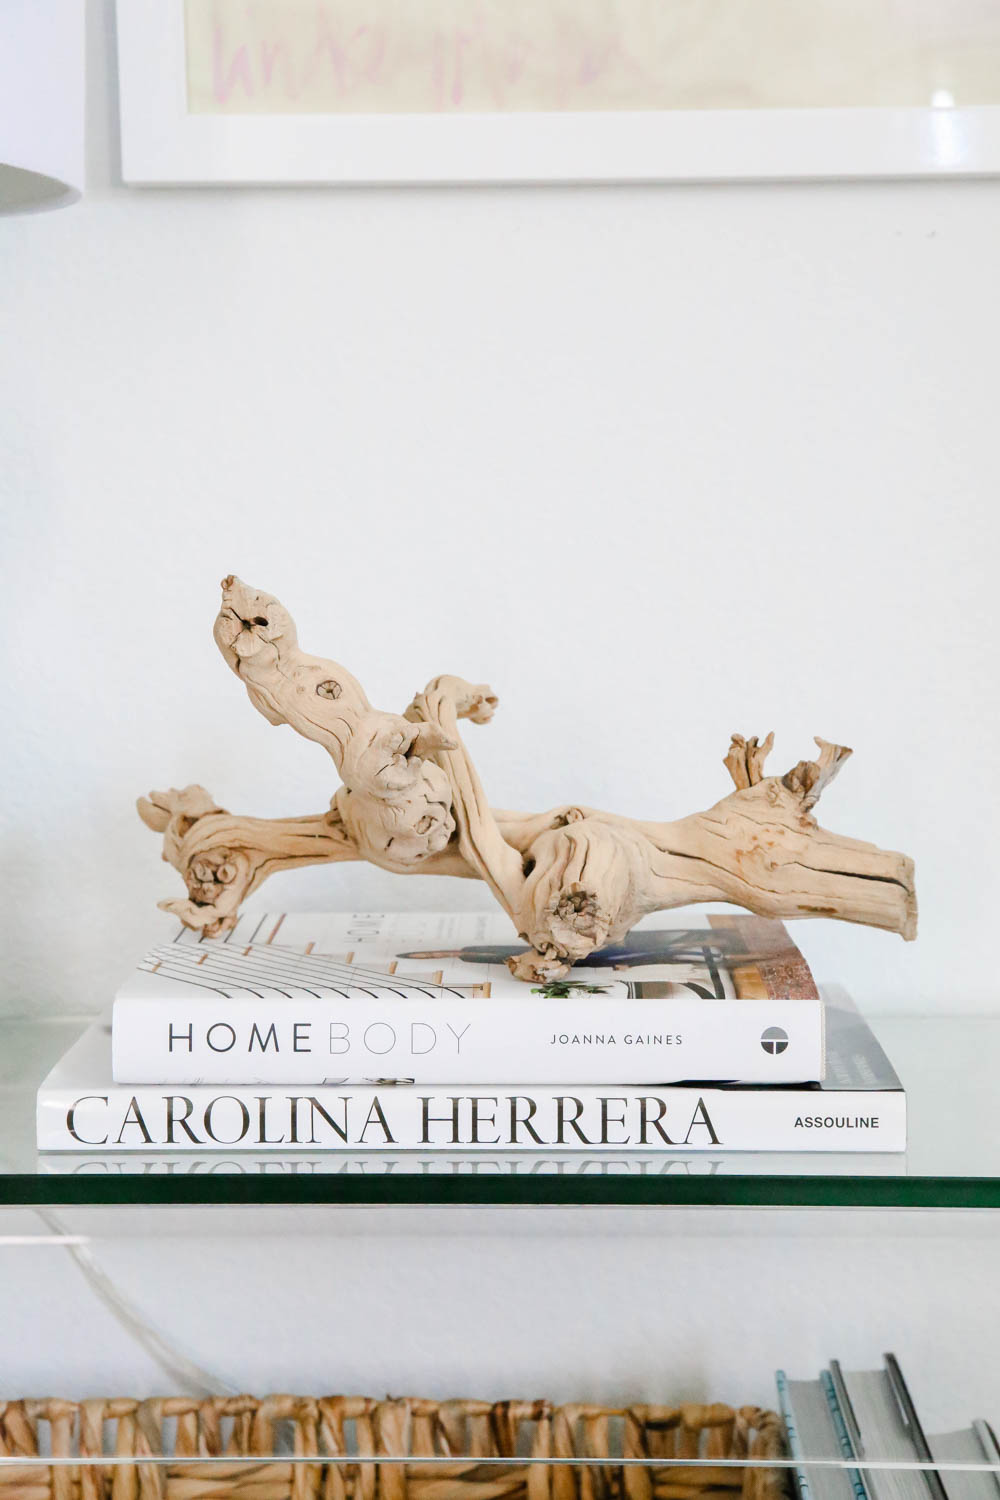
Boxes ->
[131,908,821,999]
[112,909,825,1085]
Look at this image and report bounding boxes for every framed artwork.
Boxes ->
[117,0,1000,184]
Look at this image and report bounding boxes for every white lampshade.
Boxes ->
[0,0,84,213]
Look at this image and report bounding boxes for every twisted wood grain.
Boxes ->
[138,577,916,981]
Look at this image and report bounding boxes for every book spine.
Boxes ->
[111,995,825,1085]
[38,1081,905,1153]
[821,1371,870,1500]
[775,1371,813,1500]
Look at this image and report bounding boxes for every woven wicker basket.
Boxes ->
[0,1396,786,1500]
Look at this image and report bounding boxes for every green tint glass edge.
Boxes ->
[2,1173,998,1208]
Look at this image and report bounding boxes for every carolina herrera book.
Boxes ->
[111,910,825,1085]
[38,990,904,1153]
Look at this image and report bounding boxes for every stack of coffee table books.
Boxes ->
[36,911,906,1154]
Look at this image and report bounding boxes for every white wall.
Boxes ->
[1,0,1000,1426]
[2,4,1000,1020]
[2,1205,999,1423]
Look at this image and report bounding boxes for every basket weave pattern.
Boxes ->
[0,1396,786,1500]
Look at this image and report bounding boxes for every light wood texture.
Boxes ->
[139,577,916,979]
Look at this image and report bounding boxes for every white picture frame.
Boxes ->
[116,0,1000,185]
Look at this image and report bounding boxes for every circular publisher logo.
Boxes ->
[760,1026,789,1055]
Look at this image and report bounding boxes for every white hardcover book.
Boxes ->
[38,994,905,1152]
[112,910,825,1085]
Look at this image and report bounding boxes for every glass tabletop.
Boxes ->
[1,1015,998,1207]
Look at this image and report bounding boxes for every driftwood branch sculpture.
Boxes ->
[139,576,917,982]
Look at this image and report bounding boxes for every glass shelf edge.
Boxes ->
[1,1457,999,1472]
[2,1173,999,1209]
